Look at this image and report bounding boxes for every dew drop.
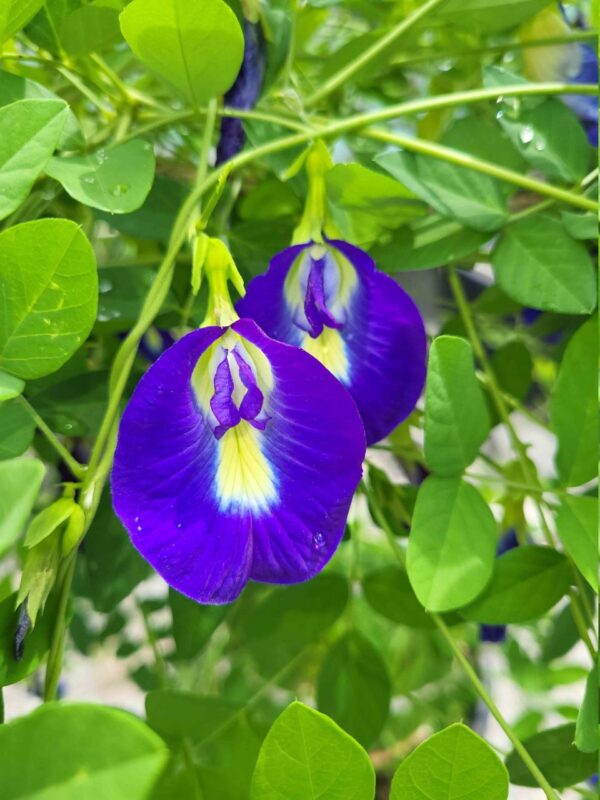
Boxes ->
[176,522,183,529]
[95,148,107,164]
[111,183,129,196]
[534,137,546,152]
[519,125,535,144]
[83,175,95,184]
[312,532,326,550]
[98,278,113,293]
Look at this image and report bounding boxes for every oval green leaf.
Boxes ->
[0,702,168,799]
[317,630,390,748]
[0,400,35,460]
[45,140,156,214]
[407,476,497,612]
[556,496,597,592]
[424,335,490,475]
[461,546,573,624]
[0,98,68,220]
[120,0,244,106]
[390,723,509,800]
[250,701,375,800]
[362,566,434,628]
[492,215,596,315]
[0,458,44,554]
[0,219,98,379]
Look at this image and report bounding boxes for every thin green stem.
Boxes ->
[18,397,84,480]
[138,600,169,687]
[433,616,561,800]
[568,590,597,660]
[305,0,449,106]
[43,553,77,701]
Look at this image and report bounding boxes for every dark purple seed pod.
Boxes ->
[216,19,266,165]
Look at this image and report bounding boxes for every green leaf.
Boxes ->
[506,723,597,788]
[120,0,244,106]
[0,399,35,459]
[60,3,122,56]
[0,98,68,220]
[407,477,496,612]
[424,336,490,475]
[0,219,98,380]
[242,573,349,675]
[317,630,390,748]
[362,566,434,628]
[24,497,76,548]
[550,318,598,485]
[555,496,597,592]
[0,589,55,686]
[439,0,550,33]
[491,215,596,315]
[376,148,508,233]
[0,0,44,43]
[461,546,573,624]
[146,690,241,743]
[561,211,597,241]
[250,701,375,800]
[45,140,156,214]
[497,99,590,184]
[390,723,509,800]
[575,667,598,754]
[0,371,25,402]
[324,162,424,244]
[169,588,228,659]
[0,702,168,799]
[0,458,44,554]
[370,217,489,272]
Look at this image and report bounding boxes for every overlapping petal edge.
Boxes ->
[111,318,365,604]
[237,239,427,445]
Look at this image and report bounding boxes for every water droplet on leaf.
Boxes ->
[312,532,326,550]
[111,183,129,196]
[519,125,535,144]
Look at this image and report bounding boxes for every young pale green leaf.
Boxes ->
[390,723,509,800]
[497,99,590,184]
[0,400,35,460]
[0,371,25,402]
[0,98,68,220]
[250,701,375,800]
[45,140,156,214]
[0,219,97,380]
[555,496,597,592]
[24,497,76,549]
[376,149,508,233]
[0,703,168,799]
[575,667,598,754]
[120,0,244,106]
[550,318,598,486]
[362,566,434,628]
[407,477,496,612]
[506,723,597,787]
[460,546,573,624]
[424,336,490,475]
[0,458,44,554]
[438,0,549,33]
[317,630,390,748]
[0,0,44,44]
[17,533,61,625]
[242,573,349,675]
[492,215,596,314]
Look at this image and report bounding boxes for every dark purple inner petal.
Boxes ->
[232,347,265,422]
[210,353,240,439]
[209,347,270,439]
[302,255,343,338]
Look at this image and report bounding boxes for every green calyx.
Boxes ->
[200,236,245,327]
[292,140,337,244]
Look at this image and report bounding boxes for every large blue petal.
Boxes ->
[237,240,427,444]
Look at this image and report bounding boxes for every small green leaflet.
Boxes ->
[0,458,45,555]
[0,400,35,460]
[250,702,376,800]
[45,140,156,214]
[575,667,599,754]
[390,723,509,800]
[555,496,597,592]
[0,219,98,380]
[0,0,44,44]
[407,476,496,612]
[550,318,598,486]
[0,370,25,402]
[424,336,490,475]
[492,215,596,315]
[0,99,68,220]
[0,703,168,799]
[120,0,244,106]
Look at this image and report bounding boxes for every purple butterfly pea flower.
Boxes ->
[216,20,265,165]
[111,318,365,605]
[236,239,427,445]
